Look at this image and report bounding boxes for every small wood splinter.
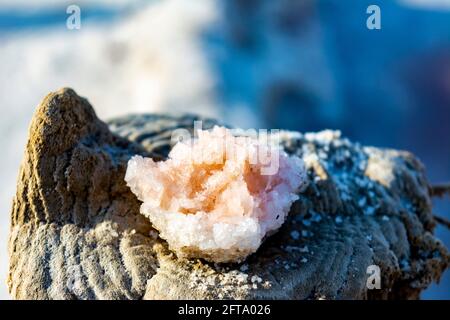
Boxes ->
[430,183,450,198]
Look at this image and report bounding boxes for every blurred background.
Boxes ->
[0,0,448,299]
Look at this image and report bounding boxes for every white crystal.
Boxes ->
[125,126,308,263]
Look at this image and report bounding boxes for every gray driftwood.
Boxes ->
[8,88,449,299]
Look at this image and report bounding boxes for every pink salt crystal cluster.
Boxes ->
[125,126,307,263]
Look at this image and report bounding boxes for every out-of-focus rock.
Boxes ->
[8,89,449,299]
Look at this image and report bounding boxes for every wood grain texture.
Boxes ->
[8,88,449,299]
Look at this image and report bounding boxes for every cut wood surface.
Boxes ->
[8,88,449,299]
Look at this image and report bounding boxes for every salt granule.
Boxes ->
[125,126,307,263]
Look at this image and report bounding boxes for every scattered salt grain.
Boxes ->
[299,246,309,253]
[290,230,300,240]
[364,206,375,216]
[251,275,262,283]
[358,197,367,207]
[239,264,249,272]
[312,213,322,223]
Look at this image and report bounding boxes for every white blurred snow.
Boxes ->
[0,0,224,300]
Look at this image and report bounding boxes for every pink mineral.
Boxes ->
[125,126,307,263]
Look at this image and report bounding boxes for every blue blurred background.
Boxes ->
[0,0,448,299]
